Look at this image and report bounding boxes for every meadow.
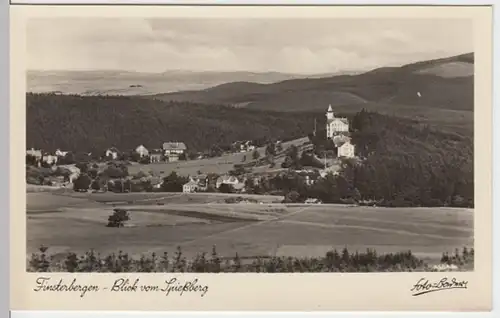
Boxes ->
[127,137,310,176]
[27,191,473,267]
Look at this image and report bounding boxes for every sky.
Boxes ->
[27,18,473,74]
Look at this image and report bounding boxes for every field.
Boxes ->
[27,191,474,266]
[127,137,310,176]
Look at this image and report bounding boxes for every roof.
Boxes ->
[193,174,208,180]
[26,149,42,157]
[233,183,245,190]
[136,145,148,150]
[339,141,354,148]
[163,142,187,151]
[183,180,198,187]
[332,135,350,147]
[150,149,163,155]
[106,147,120,152]
[217,175,238,183]
[327,105,333,112]
[327,118,349,125]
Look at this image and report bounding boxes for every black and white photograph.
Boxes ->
[24,16,476,274]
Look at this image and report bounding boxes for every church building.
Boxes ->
[326,105,349,139]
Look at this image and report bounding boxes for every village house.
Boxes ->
[149,149,164,163]
[163,142,187,162]
[58,164,81,184]
[182,178,199,193]
[297,170,321,186]
[216,175,240,189]
[320,164,341,178]
[55,149,68,157]
[326,105,349,139]
[191,174,209,191]
[26,148,42,161]
[240,141,255,152]
[337,140,356,158]
[41,152,58,165]
[135,145,149,158]
[105,147,120,160]
[232,183,246,193]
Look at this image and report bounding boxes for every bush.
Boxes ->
[283,191,302,203]
[219,183,234,194]
[73,174,92,192]
[106,209,130,228]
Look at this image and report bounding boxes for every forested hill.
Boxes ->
[348,109,473,207]
[26,92,473,207]
[149,53,474,112]
[26,93,318,154]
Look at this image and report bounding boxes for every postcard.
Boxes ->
[10,4,492,311]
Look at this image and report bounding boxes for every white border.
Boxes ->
[5,0,498,317]
[6,0,498,5]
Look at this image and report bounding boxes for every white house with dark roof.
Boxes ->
[326,105,349,139]
[183,178,199,193]
[149,149,164,163]
[163,142,187,162]
[163,142,186,155]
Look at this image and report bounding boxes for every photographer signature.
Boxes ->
[410,277,468,296]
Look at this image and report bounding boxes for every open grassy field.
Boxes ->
[127,137,310,176]
[27,191,473,265]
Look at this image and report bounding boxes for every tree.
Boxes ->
[139,155,151,164]
[129,151,141,162]
[276,142,283,153]
[88,168,98,179]
[229,165,246,176]
[106,209,130,228]
[102,164,128,179]
[75,162,88,174]
[73,174,91,192]
[265,143,276,158]
[59,152,75,165]
[161,171,188,192]
[244,178,255,193]
[283,190,301,203]
[40,161,51,169]
[219,183,234,194]
[252,149,260,161]
[91,179,101,191]
[26,154,38,166]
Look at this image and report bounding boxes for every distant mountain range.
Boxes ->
[148,53,474,112]
[27,69,360,96]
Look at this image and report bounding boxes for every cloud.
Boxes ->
[27,18,473,73]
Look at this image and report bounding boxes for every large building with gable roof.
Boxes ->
[325,105,349,139]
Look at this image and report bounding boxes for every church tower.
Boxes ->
[325,104,349,139]
[326,104,334,120]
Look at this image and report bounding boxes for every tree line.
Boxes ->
[26,93,317,155]
[28,244,473,273]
